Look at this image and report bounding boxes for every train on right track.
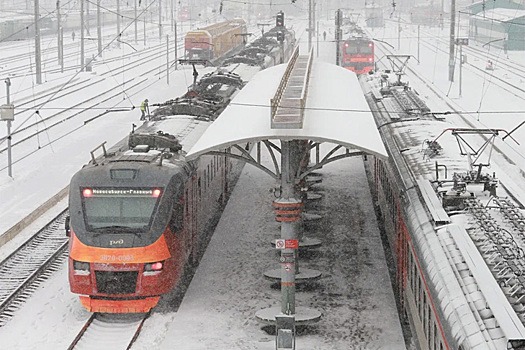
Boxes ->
[361,61,525,349]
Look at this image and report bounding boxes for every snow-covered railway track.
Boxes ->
[68,312,150,350]
[373,41,525,182]
[0,42,182,150]
[0,209,69,326]
[409,29,525,99]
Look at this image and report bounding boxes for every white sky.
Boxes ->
[1,10,525,350]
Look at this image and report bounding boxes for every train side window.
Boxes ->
[433,323,438,350]
[409,253,415,293]
[185,189,189,215]
[427,304,432,348]
[198,177,202,197]
[418,280,423,320]
[422,293,427,334]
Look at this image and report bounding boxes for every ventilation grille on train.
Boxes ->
[95,271,138,294]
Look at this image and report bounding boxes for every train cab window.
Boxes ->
[81,187,160,231]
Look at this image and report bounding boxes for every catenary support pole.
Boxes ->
[5,78,12,178]
[135,0,138,43]
[174,9,178,70]
[308,0,312,52]
[34,0,42,83]
[166,35,170,84]
[57,0,61,65]
[60,27,64,72]
[86,0,90,35]
[117,0,121,46]
[448,0,456,82]
[97,0,102,56]
[159,0,162,41]
[459,43,463,97]
[80,0,85,71]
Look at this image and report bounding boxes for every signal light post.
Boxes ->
[277,31,285,64]
[276,11,284,27]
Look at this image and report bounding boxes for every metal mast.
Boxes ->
[34,0,42,83]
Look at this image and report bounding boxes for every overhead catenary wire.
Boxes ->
[5,0,159,139]
[5,103,525,116]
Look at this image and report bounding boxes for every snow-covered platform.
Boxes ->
[134,153,407,349]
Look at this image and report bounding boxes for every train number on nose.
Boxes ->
[100,254,134,262]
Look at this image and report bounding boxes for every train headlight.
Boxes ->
[73,260,90,274]
[144,261,164,274]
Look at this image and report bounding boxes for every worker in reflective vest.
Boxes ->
[140,99,149,121]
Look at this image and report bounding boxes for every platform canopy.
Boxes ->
[186,61,388,160]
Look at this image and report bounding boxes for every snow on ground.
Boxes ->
[1,12,525,350]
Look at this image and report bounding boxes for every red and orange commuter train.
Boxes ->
[340,36,375,75]
[66,17,296,314]
[66,126,241,313]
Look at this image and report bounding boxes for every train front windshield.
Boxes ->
[81,188,161,231]
[344,41,373,55]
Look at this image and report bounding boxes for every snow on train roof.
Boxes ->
[186,61,388,160]
[375,87,525,345]
[141,115,211,154]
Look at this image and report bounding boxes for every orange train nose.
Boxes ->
[79,296,160,313]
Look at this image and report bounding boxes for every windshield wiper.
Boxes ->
[92,225,142,237]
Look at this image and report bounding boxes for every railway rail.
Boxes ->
[0,24,266,167]
[0,44,189,171]
[0,210,68,327]
[67,312,150,350]
[401,25,525,99]
[373,39,525,169]
[0,19,301,330]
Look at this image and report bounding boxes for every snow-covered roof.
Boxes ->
[186,61,388,160]
[473,8,525,22]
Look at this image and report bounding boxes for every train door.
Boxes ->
[220,150,229,206]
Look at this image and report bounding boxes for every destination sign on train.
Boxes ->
[91,188,156,196]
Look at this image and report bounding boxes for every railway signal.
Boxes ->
[276,31,285,42]
[276,11,284,27]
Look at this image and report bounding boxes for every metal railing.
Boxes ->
[270,46,299,121]
[270,46,314,129]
